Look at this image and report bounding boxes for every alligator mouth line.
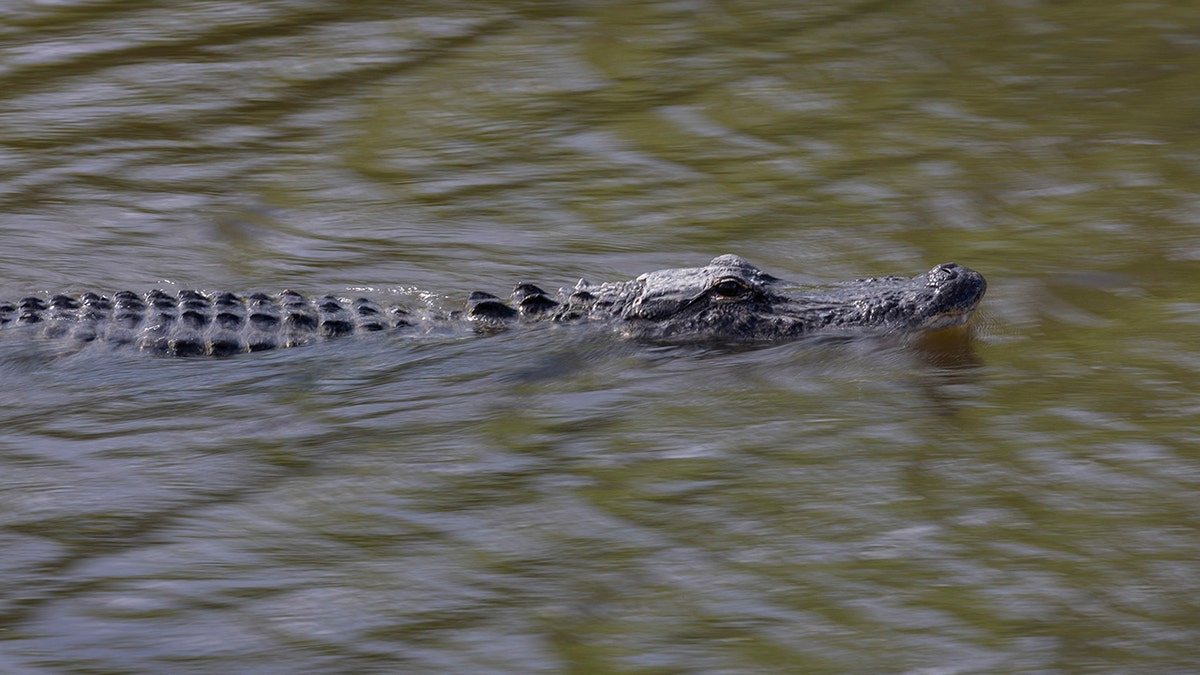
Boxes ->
[917,307,977,331]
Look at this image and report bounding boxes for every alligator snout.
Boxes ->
[926,262,987,299]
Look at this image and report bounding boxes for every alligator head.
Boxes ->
[471,255,987,342]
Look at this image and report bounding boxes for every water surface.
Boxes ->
[1,1,1198,672]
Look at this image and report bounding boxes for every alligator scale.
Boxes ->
[0,255,986,356]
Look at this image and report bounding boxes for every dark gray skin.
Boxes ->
[470,255,986,341]
[0,255,985,356]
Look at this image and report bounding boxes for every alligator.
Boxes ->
[0,255,985,356]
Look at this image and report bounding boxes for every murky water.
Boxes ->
[2,1,1198,672]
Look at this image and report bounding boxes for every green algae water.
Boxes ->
[1,1,1198,672]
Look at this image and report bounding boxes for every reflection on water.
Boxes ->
[2,0,1199,672]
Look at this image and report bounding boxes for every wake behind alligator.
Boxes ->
[0,255,986,357]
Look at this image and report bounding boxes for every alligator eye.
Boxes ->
[711,279,748,298]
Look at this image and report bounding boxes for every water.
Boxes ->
[2,1,1199,672]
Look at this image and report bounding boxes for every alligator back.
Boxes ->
[0,290,414,356]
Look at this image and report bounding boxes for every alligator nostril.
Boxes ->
[928,263,961,285]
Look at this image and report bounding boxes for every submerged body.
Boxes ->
[0,255,985,356]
